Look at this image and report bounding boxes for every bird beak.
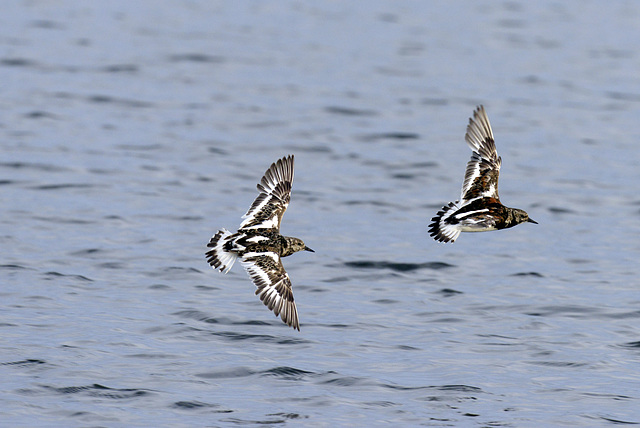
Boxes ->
[528,218,538,224]
[304,246,315,253]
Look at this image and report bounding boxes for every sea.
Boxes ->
[2,1,640,426]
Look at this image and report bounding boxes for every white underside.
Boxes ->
[458,224,497,232]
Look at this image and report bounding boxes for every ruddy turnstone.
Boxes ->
[428,105,537,243]
[206,155,313,331]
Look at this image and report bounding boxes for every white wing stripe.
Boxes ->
[454,208,489,219]
[241,217,278,230]
[241,196,271,220]
[242,251,279,262]
[242,261,272,285]
[245,235,269,243]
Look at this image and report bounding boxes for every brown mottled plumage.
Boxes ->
[429,106,537,243]
[206,155,313,331]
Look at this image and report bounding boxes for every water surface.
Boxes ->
[2,1,640,426]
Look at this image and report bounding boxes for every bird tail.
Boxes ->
[428,201,462,243]
[206,229,238,273]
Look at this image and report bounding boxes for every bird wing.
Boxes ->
[239,155,294,231]
[241,251,300,331]
[460,106,502,202]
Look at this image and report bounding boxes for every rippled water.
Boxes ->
[2,1,640,426]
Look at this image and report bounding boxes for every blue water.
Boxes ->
[2,1,640,426]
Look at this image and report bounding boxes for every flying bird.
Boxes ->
[429,106,537,243]
[206,155,313,330]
